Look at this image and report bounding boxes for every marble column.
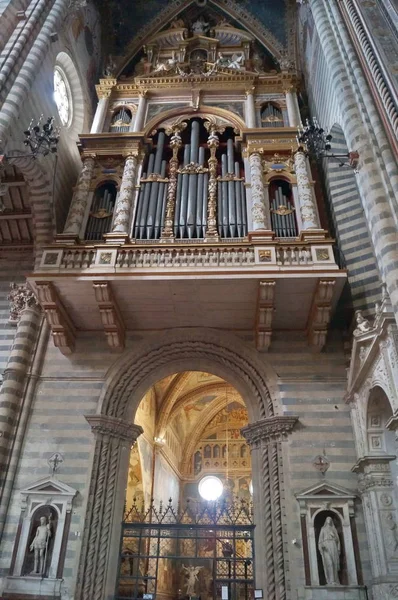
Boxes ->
[294,150,320,230]
[75,416,143,600]
[285,90,301,127]
[249,152,268,230]
[107,154,138,242]
[132,93,147,132]
[245,89,256,128]
[91,96,110,134]
[63,156,96,238]
[0,285,41,498]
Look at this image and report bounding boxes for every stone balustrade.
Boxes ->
[38,240,340,273]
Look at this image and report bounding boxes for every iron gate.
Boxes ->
[116,499,255,600]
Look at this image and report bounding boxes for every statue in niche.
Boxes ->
[318,517,341,585]
[384,512,398,554]
[30,516,52,575]
[191,16,209,36]
[182,565,203,596]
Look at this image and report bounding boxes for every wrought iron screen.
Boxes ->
[116,499,255,600]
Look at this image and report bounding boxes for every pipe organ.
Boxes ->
[261,103,284,128]
[133,119,247,240]
[85,183,116,241]
[269,180,298,238]
[109,107,132,132]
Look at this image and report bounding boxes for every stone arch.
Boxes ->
[143,105,246,137]
[54,51,85,136]
[99,328,280,422]
[76,328,292,600]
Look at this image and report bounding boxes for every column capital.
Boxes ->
[352,455,395,493]
[241,415,298,447]
[8,283,40,324]
[85,414,143,444]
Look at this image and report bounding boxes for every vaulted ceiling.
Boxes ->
[95,0,297,74]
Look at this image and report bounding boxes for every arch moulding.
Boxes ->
[76,328,296,600]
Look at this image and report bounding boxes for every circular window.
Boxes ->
[54,67,72,127]
[198,476,223,501]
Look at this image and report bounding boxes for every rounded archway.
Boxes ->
[76,329,294,600]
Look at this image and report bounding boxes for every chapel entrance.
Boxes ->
[116,371,255,600]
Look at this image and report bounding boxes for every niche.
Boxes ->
[314,510,347,586]
[22,505,58,577]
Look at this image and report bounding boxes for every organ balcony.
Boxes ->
[29,49,347,355]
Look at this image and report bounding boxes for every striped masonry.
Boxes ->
[309,0,398,319]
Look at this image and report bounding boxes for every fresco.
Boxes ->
[154,453,180,505]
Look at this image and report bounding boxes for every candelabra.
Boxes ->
[22,116,60,158]
[297,118,359,170]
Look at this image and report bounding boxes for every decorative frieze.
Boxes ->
[85,415,143,443]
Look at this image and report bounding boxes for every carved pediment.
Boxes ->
[20,476,77,498]
[296,482,357,501]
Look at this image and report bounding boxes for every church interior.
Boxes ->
[0,1,398,600]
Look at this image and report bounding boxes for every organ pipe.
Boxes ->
[270,182,297,238]
[85,186,116,241]
[133,119,248,241]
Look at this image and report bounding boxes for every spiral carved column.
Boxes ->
[294,150,320,230]
[205,122,223,240]
[161,124,184,239]
[107,153,139,242]
[63,156,96,238]
[249,152,268,230]
[75,416,143,600]
[242,416,297,600]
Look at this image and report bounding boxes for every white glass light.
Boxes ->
[198,476,223,501]
[54,67,71,127]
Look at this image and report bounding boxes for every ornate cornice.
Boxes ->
[241,415,298,446]
[85,415,143,443]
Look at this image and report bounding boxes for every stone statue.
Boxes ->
[384,512,398,553]
[192,16,209,35]
[318,516,341,585]
[353,310,372,336]
[30,516,51,575]
[182,565,203,596]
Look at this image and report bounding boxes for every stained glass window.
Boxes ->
[54,67,71,127]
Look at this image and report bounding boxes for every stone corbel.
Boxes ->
[93,281,125,351]
[35,282,76,355]
[241,415,298,447]
[255,280,275,351]
[307,278,336,351]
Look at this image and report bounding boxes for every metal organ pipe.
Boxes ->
[227,138,236,238]
[154,160,167,239]
[196,146,205,238]
[221,153,228,238]
[179,143,191,238]
[134,172,147,239]
[187,121,200,238]
[147,132,165,239]
[235,161,243,238]
[137,153,155,239]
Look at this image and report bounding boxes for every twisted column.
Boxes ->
[75,415,143,600]
[63,156,96,237]
[242,416,298,600]
[293,150,320,230]
[249,152,268,230]
[205,123,222,240]
[0,285,41,501]
[108,154,138,242]
[161,125,183,239]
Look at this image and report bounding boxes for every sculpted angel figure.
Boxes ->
[227,53,244,70]
[182,564,203,596]
[353,310,372,336]
[318,517,340,585]
[192,16,209,35]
